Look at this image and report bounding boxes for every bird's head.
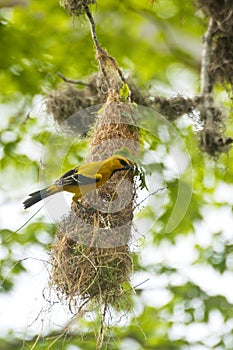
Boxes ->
[110,155,134,172]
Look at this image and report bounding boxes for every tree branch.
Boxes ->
[0,0,27,7]
[84,4,111,90]
[200,17,214,97]
[57,72,89,86]
[84,4,128,94]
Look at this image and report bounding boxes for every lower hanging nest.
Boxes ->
[51,203,132,308]
[50,171,136,310]
[51,234,132,306]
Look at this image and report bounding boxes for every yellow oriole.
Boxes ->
[23,155,134,209]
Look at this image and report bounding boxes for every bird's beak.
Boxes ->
[125,162,134,170]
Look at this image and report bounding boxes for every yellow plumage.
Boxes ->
[23,155,134,209]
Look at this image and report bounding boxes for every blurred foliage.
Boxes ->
[1,0,233,349]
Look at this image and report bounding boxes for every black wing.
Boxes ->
[55,167,101,187]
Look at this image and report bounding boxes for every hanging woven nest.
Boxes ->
[50,91,139,310]
[45,73,149,136]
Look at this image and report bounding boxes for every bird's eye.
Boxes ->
[119,158,128,166]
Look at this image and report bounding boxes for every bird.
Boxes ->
[23,155,134,209]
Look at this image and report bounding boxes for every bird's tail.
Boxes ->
[23,185,60,209]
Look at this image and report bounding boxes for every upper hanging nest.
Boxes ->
[60,0,96,16]
[45,73,149,135]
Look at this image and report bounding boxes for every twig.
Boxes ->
[57,72,89,86]
[84,4,111,90]
[15,204,44,233]
[134,184,176,210]
[97,294,108,349]
[83,4,100,51]
[84,4,128,95]
[200,16,214,97]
